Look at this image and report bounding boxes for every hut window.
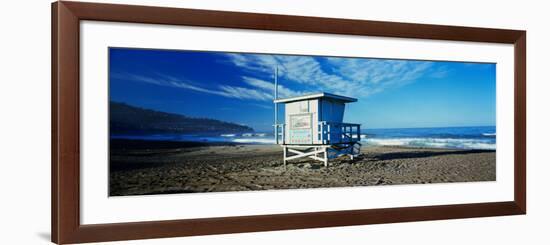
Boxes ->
[290,114,312,129]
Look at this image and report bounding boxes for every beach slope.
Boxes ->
[109,140,496,196]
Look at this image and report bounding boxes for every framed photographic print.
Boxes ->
[52,1,526,244]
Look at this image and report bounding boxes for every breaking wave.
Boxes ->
[361,137,495,150]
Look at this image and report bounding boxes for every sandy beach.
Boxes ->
[109,139,496,196]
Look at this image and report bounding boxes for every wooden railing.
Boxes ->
[274,123,285,145]
[274,122,361,145]
[318,121,361,145]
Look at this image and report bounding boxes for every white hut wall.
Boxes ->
[284,99,319,144]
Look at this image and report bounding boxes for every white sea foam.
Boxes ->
[362,137,496,150]
[232,138,275,144]
[220,134,236,137]
[482,133,496,136]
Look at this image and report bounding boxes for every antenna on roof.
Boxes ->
[274,66,279,143]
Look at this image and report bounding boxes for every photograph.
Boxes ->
[108,47,497,196]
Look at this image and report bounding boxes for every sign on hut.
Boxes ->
[274,92,362,167]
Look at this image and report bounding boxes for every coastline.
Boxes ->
[109,139,496,196]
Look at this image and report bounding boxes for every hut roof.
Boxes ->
[274,92,357,104]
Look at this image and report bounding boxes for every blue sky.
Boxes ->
[109,48,496,131]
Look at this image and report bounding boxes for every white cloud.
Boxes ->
[224,53,441,98]
[113,72,274,102]
[242,76,300,98]
[113,53,446,103]
[218,85,273,101]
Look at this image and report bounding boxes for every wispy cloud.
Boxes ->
[218,85,272,101]
[112,72,274,101]
[242,76,300,98]
[113,52,447,103]
[224,53,442,98]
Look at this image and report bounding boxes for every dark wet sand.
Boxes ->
[109,139,496,196]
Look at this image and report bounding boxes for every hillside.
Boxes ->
[110,102,254,135]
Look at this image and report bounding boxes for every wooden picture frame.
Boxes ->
[52,1,526,244]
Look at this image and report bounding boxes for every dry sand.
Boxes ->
[109,140,496,196]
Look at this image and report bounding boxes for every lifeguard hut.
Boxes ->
[273,92,362,167]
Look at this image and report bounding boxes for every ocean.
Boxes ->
[111,126,496,150]
[361,126,495,150]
